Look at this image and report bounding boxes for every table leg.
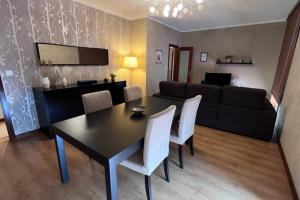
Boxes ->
[105,161,118,200]
[55,135,69,183]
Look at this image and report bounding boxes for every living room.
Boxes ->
[0,0,299,199]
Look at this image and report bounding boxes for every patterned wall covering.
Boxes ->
[0,0,131,135]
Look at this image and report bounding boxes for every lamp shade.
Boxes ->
[124,56,138,68]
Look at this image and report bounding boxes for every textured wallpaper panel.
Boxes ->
[0,0,130,134]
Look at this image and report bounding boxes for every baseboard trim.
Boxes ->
[278,142,299,200]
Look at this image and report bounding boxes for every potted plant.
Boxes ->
[110,73,116,82]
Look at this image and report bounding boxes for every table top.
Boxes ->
[53,96,182,160]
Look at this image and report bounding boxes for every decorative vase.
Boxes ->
[41,77,50,88]
[62,77,68,86]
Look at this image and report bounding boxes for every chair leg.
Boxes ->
[163,157,170,182]
[189,136,194,156]
[145,175,152,200]
[178,145,184,169]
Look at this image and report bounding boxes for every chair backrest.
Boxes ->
[178,95,202,141]
[82,90,113,114]
[143,105,176,174]
[124,86,142,102]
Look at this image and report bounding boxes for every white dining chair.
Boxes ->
[124,86,142,102]
[170,95,202,169]
[81,90,113,114]
[120,105,176,200]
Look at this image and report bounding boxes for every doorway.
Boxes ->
[0,76,15,142]
[168,44,193,83]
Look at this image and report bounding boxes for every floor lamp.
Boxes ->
[123,56,138,86]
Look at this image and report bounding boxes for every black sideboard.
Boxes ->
[33,80,126,138]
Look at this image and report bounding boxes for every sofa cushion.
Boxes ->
[220,86,266,110]
[216,105,259,139]
[196,102,218,128]
[187,84,221,104]
[159,81,187,99]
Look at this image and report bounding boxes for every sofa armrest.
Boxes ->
[256,109,277,141]
[263,98,275,111]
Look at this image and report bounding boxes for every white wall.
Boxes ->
[180,22,286,97]
[0,0,131,135]
[130,19,147,96]
[276,32,300,196]
[146,19,180,95]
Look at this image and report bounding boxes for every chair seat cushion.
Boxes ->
[120,150,149,175]
[170,122,185,145]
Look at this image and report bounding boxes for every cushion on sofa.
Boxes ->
[220,86,266,110]
[187,84,221,104]
[159,81,187,99]
[196,102,218,128]
[216,105,259,139]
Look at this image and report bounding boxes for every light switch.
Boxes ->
[5,70,14,77]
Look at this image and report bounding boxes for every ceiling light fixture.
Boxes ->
[149,6,156,13]
[147,0,204,18]
[196,0,204,4]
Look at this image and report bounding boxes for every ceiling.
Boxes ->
[74,0,298,32]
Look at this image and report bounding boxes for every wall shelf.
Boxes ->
[216,61,253,65]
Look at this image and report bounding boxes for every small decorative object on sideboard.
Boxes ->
[62,77,68,86]
[40,60,51,88]
[41,77,50,89]
[110,73,116,82]
[104,77,108,83]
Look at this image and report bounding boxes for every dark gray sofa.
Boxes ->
[153,81,277,141]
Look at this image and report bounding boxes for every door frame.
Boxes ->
[167,44,179,81]
[179,47,193,84]
[0,76,16,141]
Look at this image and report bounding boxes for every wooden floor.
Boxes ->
[0,126,293,200]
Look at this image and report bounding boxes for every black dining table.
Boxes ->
[52,96,183,200]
